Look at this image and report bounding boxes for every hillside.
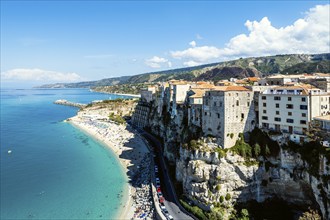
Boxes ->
[36,53,330,88]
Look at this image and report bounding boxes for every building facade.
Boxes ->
[202,86,256,149]
[258,86,330,137]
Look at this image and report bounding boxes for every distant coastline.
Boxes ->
[90,89,141,98]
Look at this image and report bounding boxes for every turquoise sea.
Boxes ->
[0,88,130,219]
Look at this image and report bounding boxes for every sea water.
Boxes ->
[0,88,130,219]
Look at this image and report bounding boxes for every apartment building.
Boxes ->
[202,86,256,149]
[132,85,157,128]
[131,102,150,128]
[187,89,206,127]
[258,85,330,138]
[140,85,157,103]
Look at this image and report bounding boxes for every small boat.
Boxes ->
[8,150,12,154]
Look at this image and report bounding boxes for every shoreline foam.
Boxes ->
[67,109,153,219]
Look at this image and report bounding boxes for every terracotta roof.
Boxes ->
[213,86,250,91]
[170,80,189,85]
[247,77,259,82]
[189,89,206,98]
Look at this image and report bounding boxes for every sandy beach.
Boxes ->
[67,107,154,219]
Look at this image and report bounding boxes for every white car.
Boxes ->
[167,215,174,220]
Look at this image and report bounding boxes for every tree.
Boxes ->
[254,143,261,157]
[225,193,231,201]
[298,209,321,220]
[265,144,270,156]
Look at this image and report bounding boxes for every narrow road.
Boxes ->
[133,127,195,220]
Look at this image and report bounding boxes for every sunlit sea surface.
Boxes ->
[1,88,130,219]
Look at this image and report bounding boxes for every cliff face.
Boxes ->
[176,147,329,219]
[143,101,330,219]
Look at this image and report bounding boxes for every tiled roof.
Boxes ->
[247,77,259,82]
[189,89,206,98]
[213,86,250,91]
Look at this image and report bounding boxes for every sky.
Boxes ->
[1,1,329,87]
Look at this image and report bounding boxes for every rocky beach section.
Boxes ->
[66,105,154,219]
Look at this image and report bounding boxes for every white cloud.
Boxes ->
[168,61,172,68]
[189,41,197,47]
[171,4,330,64]
[183,60,202,67]
[1,68,82,82]
[171,46,221,62]
[145,56,169,68]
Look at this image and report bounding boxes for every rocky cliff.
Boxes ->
[141,99,329,219]
[175,145,329,219]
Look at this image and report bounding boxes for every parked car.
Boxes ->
[159,196,165,203]
[167,214,174,220]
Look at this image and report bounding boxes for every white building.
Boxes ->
[259,85,330,140]
[313,115,330,131]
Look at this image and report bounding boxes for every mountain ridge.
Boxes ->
[36,53,330,88]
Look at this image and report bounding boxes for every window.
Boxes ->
[276,103,280,108]
[214,102,217,106]
[274,117,281,122]
[302,113,306,117]
[300,120,307,124]
[241,113,245,119]
[247,102,250,107]
[205,100,209,105]
[274,96,281,100]
[236,100,239,106]
[262,96,266,100]
[288,97,292,101]
[217,113,220,119]
[302,97,306,102]
[286,119,294,123]
[205,112,207,116]
[276,111,280,115]
[262,116,268,120]
[300,105,307,110]
[220,102,222,107]
[263,110,267,114]
[248,93,250,97]
[288,112,292,116]
[286,104,294,109]
[263,103,267,107]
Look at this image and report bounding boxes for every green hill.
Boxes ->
[36,53,330,88]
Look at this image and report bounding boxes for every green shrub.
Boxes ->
[180,199,208,220]
[220,196,224,203]
[225,193,231,201]
[216,184,221,191]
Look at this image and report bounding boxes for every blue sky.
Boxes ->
[1,1,329,87]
